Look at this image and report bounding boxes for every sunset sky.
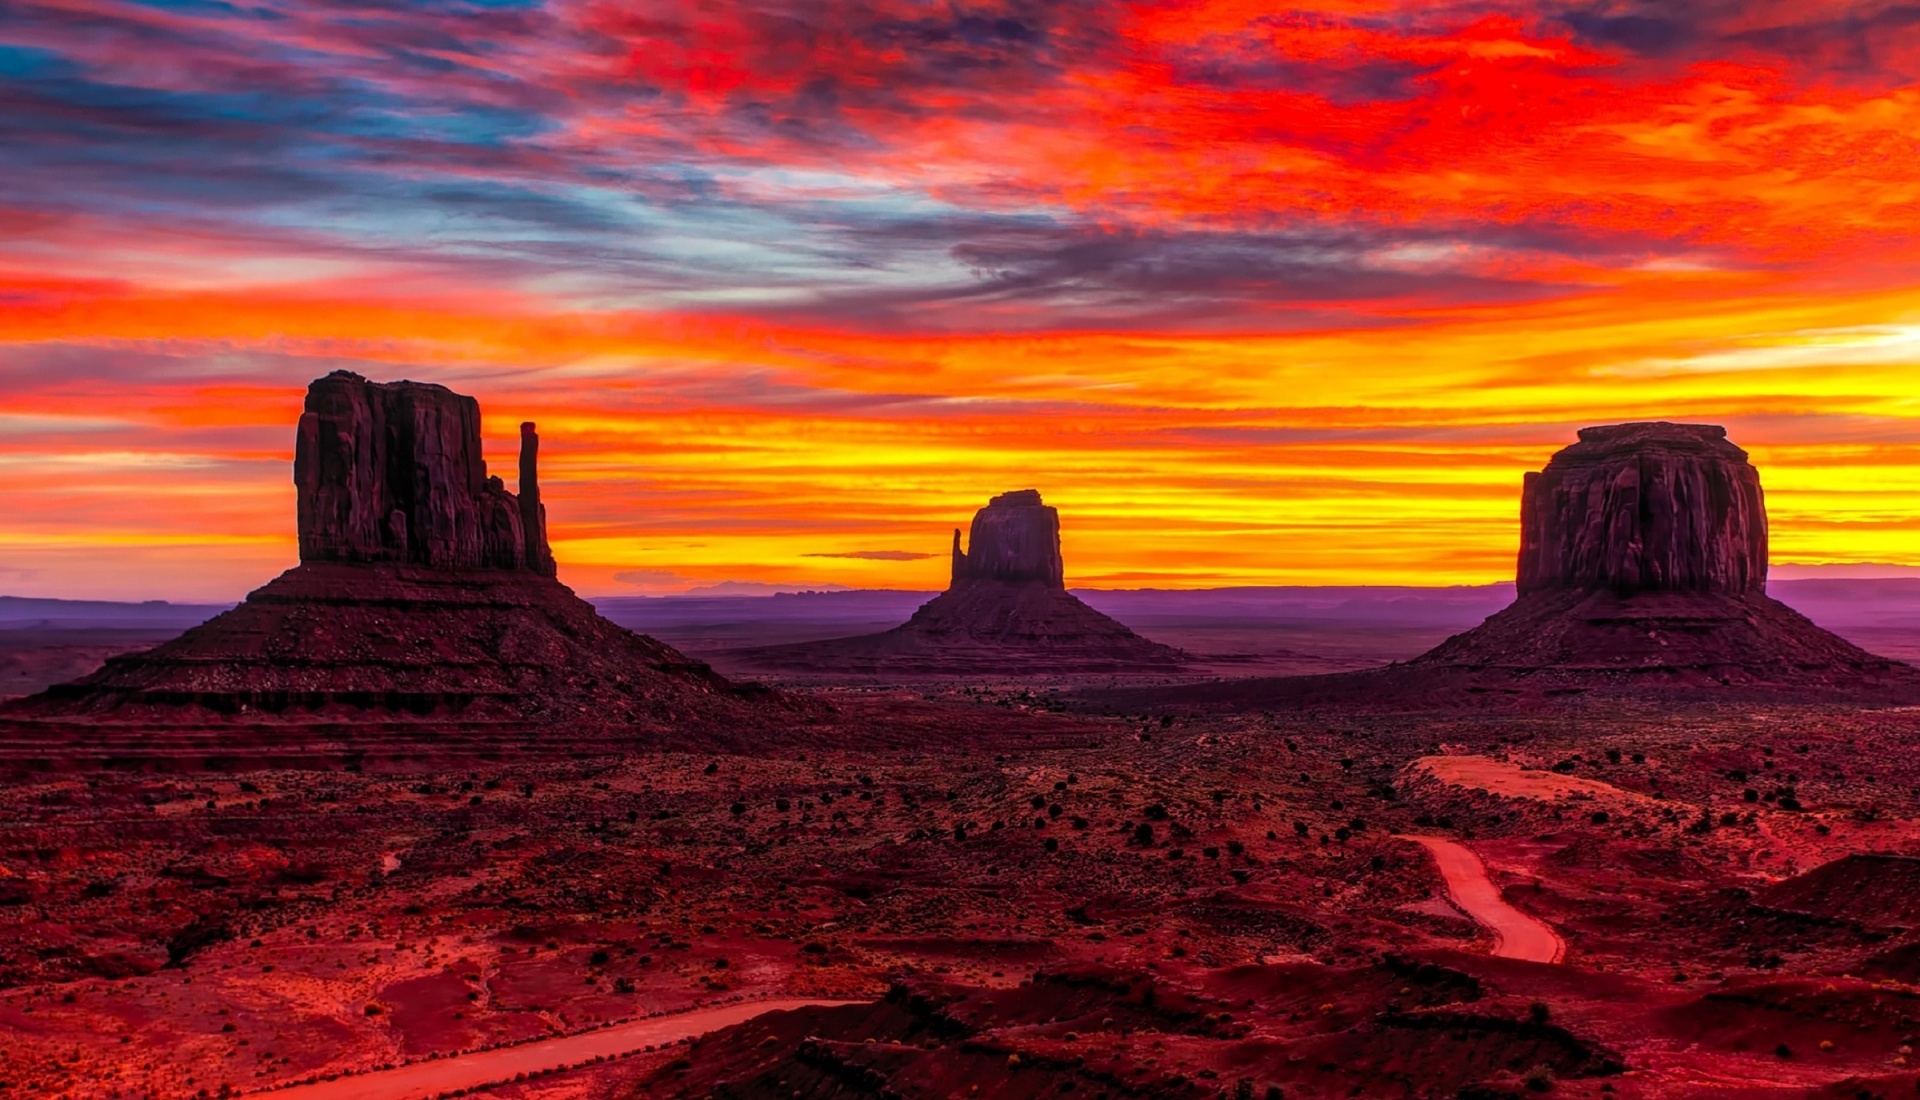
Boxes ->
[4,0,1920,600]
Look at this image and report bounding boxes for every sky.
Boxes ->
[3,0,1920,600]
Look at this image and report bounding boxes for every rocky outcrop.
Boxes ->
[1092,422,1917,711]
[295,371,554,575]
[1517,423,1766,596]
[3,372,794,750]
[952,489,1065,588]
[721,490,1182,676]
[1408,422,1907,695]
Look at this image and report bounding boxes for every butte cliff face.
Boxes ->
[725,490,1182,676]
[951,489,1066,588]
[1,372,789,761]
[295,372,554,574]
[1516,423,1767,597]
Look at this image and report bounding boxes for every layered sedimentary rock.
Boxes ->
[1516,423,1767,596]
[952,489,1065,587]
[725,490,1182,676]
[295,372,554,576]
[2,373,786,755]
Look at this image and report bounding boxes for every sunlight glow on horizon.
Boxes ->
[2,0,1918,600]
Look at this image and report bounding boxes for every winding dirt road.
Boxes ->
[263,997,863,1100]
[1402,835,1565,964]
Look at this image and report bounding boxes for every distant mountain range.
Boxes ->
[11,578,1920,636]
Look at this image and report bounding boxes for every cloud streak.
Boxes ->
[1,0,1918,597]
[803,550,941,561]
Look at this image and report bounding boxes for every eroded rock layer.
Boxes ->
[295,370,554,575]
[1517,422,1766,596]
[24,564,732,719]
[952,489,1065,588]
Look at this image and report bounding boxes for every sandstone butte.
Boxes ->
[0,371,797,763]
[1096,422,1920,710]
[725,490,1185,676]
[1411,421,1896,684]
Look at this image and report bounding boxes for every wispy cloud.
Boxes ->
[3,0,1920,598]
[802,550,940,561]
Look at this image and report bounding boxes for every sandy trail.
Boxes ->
[1402,835,1565,964]
[262,998,863,1100]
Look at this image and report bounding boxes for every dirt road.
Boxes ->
[263,998,863,1100]
[1402,835,1565,964]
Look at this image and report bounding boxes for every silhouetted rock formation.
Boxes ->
[2,373,792,757]
[1412,422,1895,688]
[722,491,1183,676]
[952,489,1065,587]
[1091,423,1916,711]
[295,372,555,575]
[1516,423,1766,596]
[518,421,555,576]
